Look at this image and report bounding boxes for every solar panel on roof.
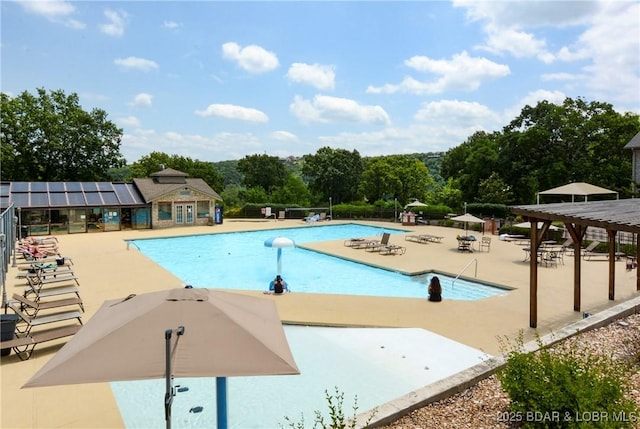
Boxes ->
[30,193,49,206]
[12,182,29,192]
[31,183,47,192]
[113,184,136,204]
[97,182,113,191]
[85,192,103,205]
[65,183,82,191]
[101,192,119,204]
[81,182,98,192]
[0,183,10,197]
[50,193,69,206]
[12,193,29,207]
[48,182,66,192]
[68,193,86,205]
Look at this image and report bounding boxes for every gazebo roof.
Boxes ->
[511,198,639,234]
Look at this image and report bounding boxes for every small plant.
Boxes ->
[498,331,639,428]
[280,386,377,429]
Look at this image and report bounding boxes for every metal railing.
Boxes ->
[452,258,478,288]
[0,204,17,311]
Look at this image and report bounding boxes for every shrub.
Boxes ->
[498,332,639,428]
[280,386,376,429]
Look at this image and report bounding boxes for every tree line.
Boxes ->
[2,88,638,214]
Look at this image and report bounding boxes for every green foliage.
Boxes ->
[238,154,289,193]
[498,332,639,428]
[1,88,125,181]
[466,203,509,219]
[212,159,243,186]
[359,155,434,204]
[280,386,376,429]
[220,184,244,208]
[271,175,311,206]
[129,151,224,190]
[440,98,639,204]
[303,147,363,204]
[240,186,269,204]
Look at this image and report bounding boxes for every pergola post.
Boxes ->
[607,230,617,300]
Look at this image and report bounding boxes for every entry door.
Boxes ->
[175,204,194,225]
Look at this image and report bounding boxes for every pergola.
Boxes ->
[510,199,640,328]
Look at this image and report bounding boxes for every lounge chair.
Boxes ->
[365,233,391,252]
[379,244,406,255]
[583,241,608,260]
[344,238,367,247]
[11,293,84,317]
[11,305,83,335]
[0,324,82,361]
[405,235,430,244]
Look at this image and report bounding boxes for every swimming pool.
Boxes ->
[111,326,490,428]
[128,223,508,300]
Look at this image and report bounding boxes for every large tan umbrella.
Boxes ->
[450,213,485,235]
[404,200,428,209]
[23,287,299,429]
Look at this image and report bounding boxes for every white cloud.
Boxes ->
[100,9,127,37]
[163,20,181,29]
[367,51,509,95]
[15,0,85,29]
[286,63,335,90]
[114,57,159,72]
[221,42,279,74]
[130,93,153,108]
[414,100,500,128]
[271,131,298,142]
[195,104,269,122]
[502,89,567,121]
[116,116,141,128]
[120,128,264,163]
[290,95,391,126]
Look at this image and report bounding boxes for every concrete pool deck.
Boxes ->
[2,219,639,428]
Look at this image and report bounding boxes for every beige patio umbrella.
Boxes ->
[23,287,300,429]
[537,182,618,203]
[450,213,485,235]
[404,200,428,209]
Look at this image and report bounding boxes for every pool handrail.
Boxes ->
[452,258,477,288]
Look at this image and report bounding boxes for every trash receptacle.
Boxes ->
[1,314,19,356]
[214,205,223,224]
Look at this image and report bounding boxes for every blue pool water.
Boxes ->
[129,223,508,300]
[112,326,490,428]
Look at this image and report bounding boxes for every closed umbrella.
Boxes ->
[264,236,295,275]
[23,287,300,429]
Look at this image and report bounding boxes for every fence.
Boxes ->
[1,204,17,310]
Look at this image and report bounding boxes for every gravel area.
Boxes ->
[382,313,640,429]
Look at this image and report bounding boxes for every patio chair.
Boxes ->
[479,236,492,252]
[379,244,406,255]
[365,232,391,252]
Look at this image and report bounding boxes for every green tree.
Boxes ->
[1,89,125,181]
[237,154,288,193]
[498,98,639,203]
[477,172,513,204]
[359,155,432,204]
[213,160,243,186]
[302,147,363,203]
[271,175,311,206]
[129,152,223,191]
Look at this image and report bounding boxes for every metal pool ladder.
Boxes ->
[452,258,477,288]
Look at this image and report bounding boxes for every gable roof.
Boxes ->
[133,177,221,203]
[624,131,640,149]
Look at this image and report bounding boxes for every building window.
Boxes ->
[197,201,209,218]
[158,203,172,220]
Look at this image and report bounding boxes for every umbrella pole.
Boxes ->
[216,377,228,429]
[277,248,282,275]
[164,326,184,429]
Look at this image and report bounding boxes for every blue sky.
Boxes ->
[2,1,639,164]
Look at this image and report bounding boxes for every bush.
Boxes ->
[280,386,376,429]
[498,332,639,428]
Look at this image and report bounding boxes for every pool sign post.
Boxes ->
[264,236,295,275]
